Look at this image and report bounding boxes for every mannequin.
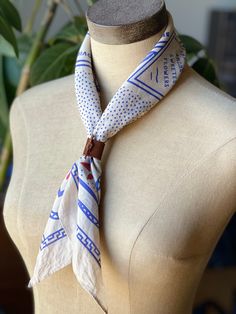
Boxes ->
[3,0,236,313]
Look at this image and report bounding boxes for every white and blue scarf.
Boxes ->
[28,12,186,313]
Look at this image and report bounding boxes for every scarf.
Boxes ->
[28,12,186,313]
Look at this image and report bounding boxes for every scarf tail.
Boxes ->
[71,156,107,312]
[28,170,74,287]
[28,157,107,312]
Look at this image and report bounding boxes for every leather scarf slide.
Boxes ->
[28,11,186,313]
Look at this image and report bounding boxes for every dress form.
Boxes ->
[3,0,236,313]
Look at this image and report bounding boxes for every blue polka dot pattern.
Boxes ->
[75,13,186,143]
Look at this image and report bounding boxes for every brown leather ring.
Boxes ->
[83,137,105,160]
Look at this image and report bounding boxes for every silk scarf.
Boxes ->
[28,12,186,313]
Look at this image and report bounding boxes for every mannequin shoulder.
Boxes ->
[187,67,236,202]
[10,74,76,123]
[9,74,80,149]
[176,65,236,136]
[9,74,79,137]
[186,64,236,148]
[172,66,236,214]
[183,65,236,112]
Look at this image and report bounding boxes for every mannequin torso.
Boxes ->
[3,2,236,313]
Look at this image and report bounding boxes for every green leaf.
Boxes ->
[17,33,34,65]
[86,0,96,6]
[3,34,34,105]
[30,43,80,86]
[186,52,197,64]
[3,56,21,104]
[0,56,9,144]
[192,58,220,87]
[0,16,18,57]
[49,17,87,45]
[0,36,15,56]
[4,34,33,80]
[74,16,88,36]
[0,0,22,31]
[179,35,205,54]
[50,23,82,44]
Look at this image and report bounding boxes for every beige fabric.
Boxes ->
[3,26,236,314]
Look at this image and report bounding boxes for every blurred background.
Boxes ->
[15,0,236,98]
[0,0,235,313]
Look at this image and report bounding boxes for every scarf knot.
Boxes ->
[83,137,106,160]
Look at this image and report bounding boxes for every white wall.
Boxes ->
[165,0,236,44]
[15,0,236,45]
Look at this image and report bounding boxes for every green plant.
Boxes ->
[0,0,220,192]
[179,35,220,87]
[0,0,21,57]
[0,0,94,192]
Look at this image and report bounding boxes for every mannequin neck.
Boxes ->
[90,27,165,111]
[85,0,168,111]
